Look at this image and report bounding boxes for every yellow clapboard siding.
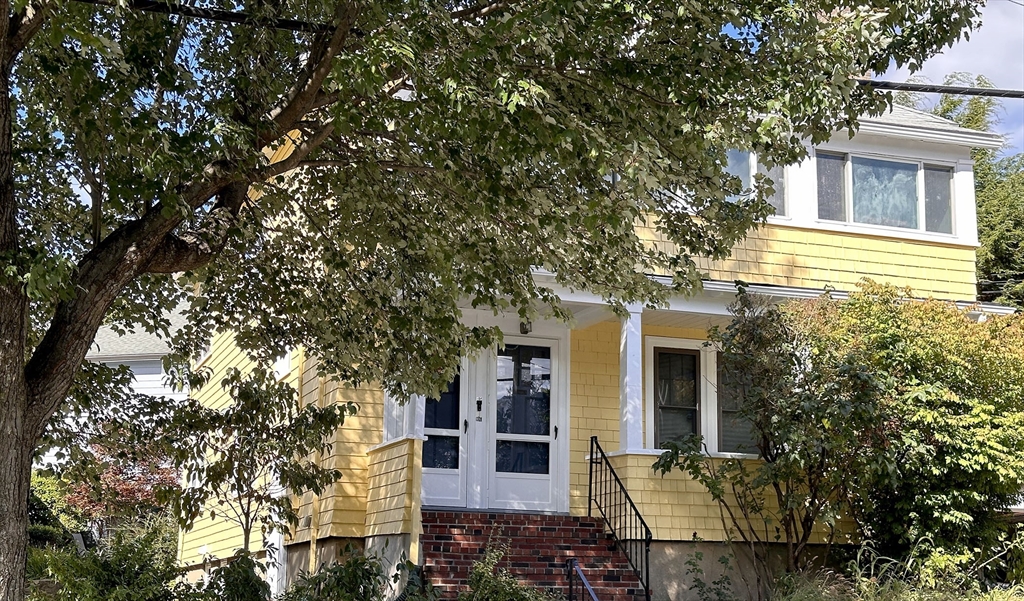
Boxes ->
[364,438,422,537]
[638,220,977,300]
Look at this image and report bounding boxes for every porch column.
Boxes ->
[619,304,644,451]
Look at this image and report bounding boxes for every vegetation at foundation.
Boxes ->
[457,538,560,601]
[656,283,1024,597]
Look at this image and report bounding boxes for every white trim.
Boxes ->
[619,306,644,452]
[856,119,1003,150]
[88,352,168,363]
[368,435,426,454]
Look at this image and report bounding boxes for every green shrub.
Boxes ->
[280,546,437,601]
[30,515,183,601]
[457,538,560,601]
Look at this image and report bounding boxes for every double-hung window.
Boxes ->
[816,151,954,234]
[648,339,757,456]
[654,348,700,446]
[725,150,787,217]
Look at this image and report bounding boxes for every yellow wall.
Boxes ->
[639,220,977,300]
[178,339,384,567]
[177,331,259,565]
[364,438,422,537]
[569,322,622,515]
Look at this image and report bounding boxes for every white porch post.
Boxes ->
[619,304,644,451]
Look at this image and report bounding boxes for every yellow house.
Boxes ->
[177,106,1011,600]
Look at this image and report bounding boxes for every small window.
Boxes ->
[654,348,699,447]
[424,375,461,470]
[726,150,786,216]
[816,151,847,221]
[717,353,756,454]
[273,349,291,381]
[924,165,954,234]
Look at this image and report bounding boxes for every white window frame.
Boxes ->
[273,348,292,381]
[643,336,756,458]
[727,150,788,218]
[813,148,957,236]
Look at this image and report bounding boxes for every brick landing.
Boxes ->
[420,510,646,601]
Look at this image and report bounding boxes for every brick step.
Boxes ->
[421,510,646,601]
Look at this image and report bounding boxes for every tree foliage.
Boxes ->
[657,283,1024,589]
[0,1,989,599]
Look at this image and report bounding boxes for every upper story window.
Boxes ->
[816,151,954,234]
[726,150,786,217]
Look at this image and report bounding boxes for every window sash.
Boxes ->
[815,150,955,235]
[654,348,700,448]
[726,150,786,217]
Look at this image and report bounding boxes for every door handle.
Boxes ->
[554,426,558,440]
[464,419,468,433]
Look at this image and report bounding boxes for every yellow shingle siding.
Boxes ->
[178,330,256,565]
[290,361,384,543]
[639,220,977,300]
[569,322,622,515]
[364,438,422,536]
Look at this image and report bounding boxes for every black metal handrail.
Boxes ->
[566,558,600,601]
[588,436,653,601]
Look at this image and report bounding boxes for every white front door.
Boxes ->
[421,338,565,512]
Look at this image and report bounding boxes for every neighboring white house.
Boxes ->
[86,315,188,402]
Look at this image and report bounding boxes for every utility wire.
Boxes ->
[71,0,332,33]
[65,0,1024,101]
[856,78,1024,99]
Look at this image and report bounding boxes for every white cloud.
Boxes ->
[882,0,1024,156]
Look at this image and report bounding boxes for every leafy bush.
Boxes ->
[280,546,437,601]
[29,515,183,601]
[457,538,560,601]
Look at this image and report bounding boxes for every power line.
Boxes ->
[71,0,332,34]
[857,78,1024,99]
[60,1,1024,102]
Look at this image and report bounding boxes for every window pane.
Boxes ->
[851,156,918,229]
[659,407,697,446]
[717,353,756,454]
[655,350,698,447]
[495,441,549,474]
[496,345,551,436]
[425,375,460,430]
[758,162,785,216]
[725,150,751,202]
[816,152,846,221]
[924,166,953,234]
[423,435,459,469]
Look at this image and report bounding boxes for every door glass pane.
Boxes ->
[425,375,460,430]
[852,156,919,229]
[495,441,549,474]
[924,165,953,234]
[496,345,551,436]
[816,152,846,221]
[423,435,459,469]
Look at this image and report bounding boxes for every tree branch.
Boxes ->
[144,182,248,273]
[262,3,359,146]
[6,1,52,64]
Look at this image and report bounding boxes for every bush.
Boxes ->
[457,538,560,601]
[280,546,437,601]
[29,515,183,601]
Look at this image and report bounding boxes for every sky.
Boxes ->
[882,0,1024,157]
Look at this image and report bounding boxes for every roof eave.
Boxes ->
[855,120,1004,150]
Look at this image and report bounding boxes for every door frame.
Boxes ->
[419,312,571,514]
[482,334,569,513]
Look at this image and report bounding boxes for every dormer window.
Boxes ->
[816,151,954,234]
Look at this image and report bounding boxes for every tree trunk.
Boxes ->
[0,388,32,601]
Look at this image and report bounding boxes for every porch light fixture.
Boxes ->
[520,320,532,335]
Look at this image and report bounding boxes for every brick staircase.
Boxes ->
[420,509,646,601]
